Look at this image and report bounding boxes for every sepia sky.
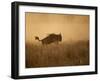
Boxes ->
[25,12,89,43]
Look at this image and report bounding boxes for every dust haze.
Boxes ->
[25,12,89,43]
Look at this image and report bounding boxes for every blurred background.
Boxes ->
[25,12,89,44]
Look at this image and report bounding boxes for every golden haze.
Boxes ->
[25,12,89,43]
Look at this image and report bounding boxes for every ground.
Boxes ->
[26,40,89,68]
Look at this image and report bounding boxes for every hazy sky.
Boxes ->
[25,12,89,43]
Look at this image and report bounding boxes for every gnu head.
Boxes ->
[58,33,62,41]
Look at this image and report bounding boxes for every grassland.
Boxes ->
[25,41,89,68]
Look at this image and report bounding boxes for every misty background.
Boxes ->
[25,12,89,44]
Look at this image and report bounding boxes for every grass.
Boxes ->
[25,40,89,68]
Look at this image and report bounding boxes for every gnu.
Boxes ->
[35,33,62,45]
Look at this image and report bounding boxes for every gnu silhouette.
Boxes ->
[35,33,62,45]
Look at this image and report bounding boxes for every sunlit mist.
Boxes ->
[25,12,89,43]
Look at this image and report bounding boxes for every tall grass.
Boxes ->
[25,41,89,68]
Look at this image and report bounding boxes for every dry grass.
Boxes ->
[25,41,89,68]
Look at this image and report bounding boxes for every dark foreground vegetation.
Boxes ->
[26,41,89,68]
